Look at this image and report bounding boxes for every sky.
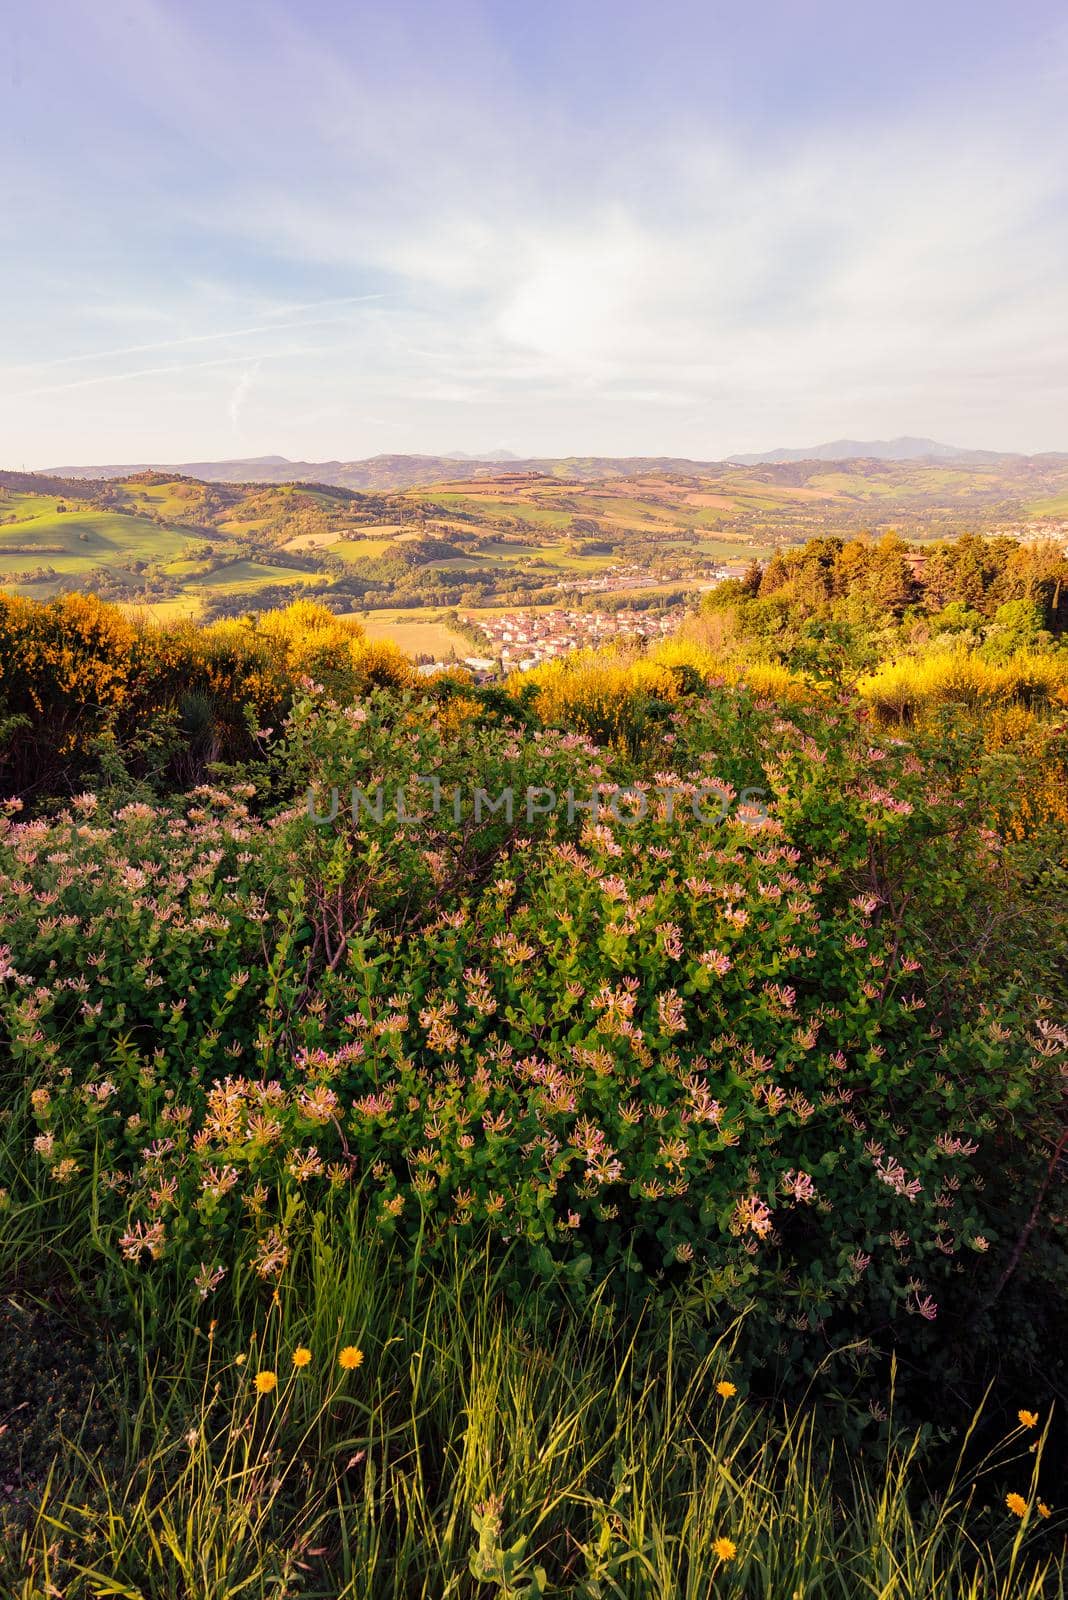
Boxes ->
[2,0,1067,467]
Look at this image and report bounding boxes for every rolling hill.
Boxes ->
[3,454,1067,629]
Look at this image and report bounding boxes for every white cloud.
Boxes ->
[228,362,260,429]
[184,68,1068,452]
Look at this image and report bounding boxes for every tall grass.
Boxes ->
[3,1213,1062,1599]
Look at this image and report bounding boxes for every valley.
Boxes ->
[3,453,1068,659]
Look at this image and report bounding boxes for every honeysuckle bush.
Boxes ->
[1,678,1065,1393]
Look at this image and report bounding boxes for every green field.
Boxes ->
[0,506,194,564]
[0,502,206,595]
[427,493,577,529]
[422,553,510,571]
[187,559,322,594]
[111,479,219,522]
[331,537,402,561]
[425,544,616,574]
[528,545,617,571]
[475,539,538,557]
[0,490,68,521]
[1025,492,1068,517]
[579,493,680,525]
[689,537,769,559]
[215,514,275,534]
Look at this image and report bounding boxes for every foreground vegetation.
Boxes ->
[3,1238,1063,1598]
[1,542,1067,1594]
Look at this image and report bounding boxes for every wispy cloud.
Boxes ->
[228,362,260,429]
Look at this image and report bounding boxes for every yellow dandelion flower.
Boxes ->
[1038,1501,1051,1519]
[292,1347,312,1369]
[1006,1492,1028,1517]
[234,1352,247,1366]
[254,1369,278,1395]
[1018,1410,1039,1429]
[713,1536,737,1562]
[339,1345,364,1370]
[716,1380,737,1398]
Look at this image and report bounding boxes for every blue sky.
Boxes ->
[2,0,1067,466]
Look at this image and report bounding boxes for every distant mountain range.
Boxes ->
[43,440,1064,491]
[41,452,747,491]
[443,449,519,462]
[727,436,1015,466]
[42,453,547,491]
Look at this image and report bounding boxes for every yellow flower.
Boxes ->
[1038,1501,1051,1519]
[292,1347,312,1369]
[713,1536,737,1563]
[254,1369,278,1395]
[1006,1492,1028,1517]
[234,1353,247,1366]
[716,1380,737,1398]
[339,1345,364,1370]
[1018,1410,1039,1429]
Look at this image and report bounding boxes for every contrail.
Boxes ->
[4,294,387,375]
[258,292,389,319]
[16,345,320,399]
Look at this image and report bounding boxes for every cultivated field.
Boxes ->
[347,607,472,658]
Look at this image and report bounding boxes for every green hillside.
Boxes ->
[2,456,1066,620]
[0,495,214,595]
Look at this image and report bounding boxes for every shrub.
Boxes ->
[515,648,683,751]
[2,685,1064,1391]
[857,649,1068,725]
[0,592,139,795]
[0,595,418,799]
